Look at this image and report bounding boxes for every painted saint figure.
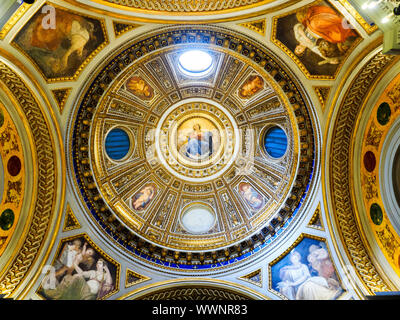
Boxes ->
[239,75,264,99]
[15,7,100,78]
[132,184,156,211]
[296,244,343,300]
[239,183,264,211]
[126,76,154,100]
[40,236,116,300]
[293,5,357,65]
[42,258,114,300]
[277,250,311,300]
[185,123,213,159]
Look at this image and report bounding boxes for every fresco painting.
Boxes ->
[271,237,344,300]
[274,2,360,77]
[13,5,106,80]
[39,235,118,300]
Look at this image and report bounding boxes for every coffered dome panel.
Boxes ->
[68,25,318,271]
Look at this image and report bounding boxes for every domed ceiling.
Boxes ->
[1,0,400,301]
[69,25,317,269]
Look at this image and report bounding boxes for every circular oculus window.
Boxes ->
[178,50,213,77]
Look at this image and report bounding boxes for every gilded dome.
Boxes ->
[69,25,318,270]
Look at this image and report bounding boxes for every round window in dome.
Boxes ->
[263,126,288,159]
[178,50,213,77]
[105,128,131,161]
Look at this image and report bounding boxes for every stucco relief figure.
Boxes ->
[13,7,104,79]
[40,237,117,300]
[277,250,311,300]
[132,184,156,211]
[293,5,357,65]
[239,75,264,99]
[238,182,264,211]
[126,76,154,100]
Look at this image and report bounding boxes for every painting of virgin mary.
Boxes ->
[185,123,213,159]
[177,119,220,162]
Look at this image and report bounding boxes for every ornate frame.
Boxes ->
[10,2,109,83]
[35,233,121,300]
[271,0,363,80]
[325,51,399,293]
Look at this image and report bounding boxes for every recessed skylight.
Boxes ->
[178,50,213,77]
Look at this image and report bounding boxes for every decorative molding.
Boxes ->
[238,269,263,287]
[313,86,331,112]
[328,52,397,293]
[360,73,400,277]
[113,21,141,38]
[98,0,270,13]
[125,269,151,288]
[308,203,324,230]
[0,62,58,297]
[336,0,378,35]
[62,0,299,24]
[238,19,266,36]
[0,102,25,257]
[136,286,252,300]
[62,204,81,232]
[51,88,71,114]
[0,3,30,40]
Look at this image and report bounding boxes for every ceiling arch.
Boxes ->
[0,0,398,301]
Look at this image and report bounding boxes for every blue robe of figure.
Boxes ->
[186,131,213,158]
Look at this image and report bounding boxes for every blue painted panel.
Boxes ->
[264,126,287,158]
[271,237,344,300]
[105,128,130,160]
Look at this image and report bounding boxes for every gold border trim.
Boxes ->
[62,204,81,232]
[62,0,299,24]
[125,268,151,288]
[324,47,400,294]
[0,47,65,299]
[307,203,324,230]
[0,3,30,40]
[238,268,263,288]
[119,277,270,300]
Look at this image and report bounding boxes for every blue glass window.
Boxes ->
[264,126,287,158]
[105,128,130,160]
